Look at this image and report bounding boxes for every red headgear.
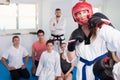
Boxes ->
[72,1,93,25]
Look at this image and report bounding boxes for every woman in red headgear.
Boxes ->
[67,1,120,80]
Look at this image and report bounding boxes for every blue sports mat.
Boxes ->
[0,58,76,80]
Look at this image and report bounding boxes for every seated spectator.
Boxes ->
[1,35,30,80]
[31,29,47,76]
[59,43,74,80]
[36,40,61,80]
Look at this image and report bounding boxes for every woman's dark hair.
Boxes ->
[46,39,54,45]
[90,28,97,40]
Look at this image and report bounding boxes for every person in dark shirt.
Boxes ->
[59,43,74,80]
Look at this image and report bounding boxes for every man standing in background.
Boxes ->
[49,8,66,52]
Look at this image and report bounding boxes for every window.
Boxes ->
[0,4,16,30]
[0,3,37,30]
[0,0,10,5]
[18,4,37,29]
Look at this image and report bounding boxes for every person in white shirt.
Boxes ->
[49,8,66,52]
[36,39,61,80]
[1,36,30,80]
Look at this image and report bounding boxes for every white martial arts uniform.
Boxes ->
[49,17,66,36]
[99,24,120,57]
[49,17,66,52]
[99,24,120,80]
[2,45,29,69]
[75,30,108,80]
[112,62,120,80]
[36,50,61,80]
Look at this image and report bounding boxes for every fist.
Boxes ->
[69,27,84,42]
[68,27,84,51]
[88,13,111,29]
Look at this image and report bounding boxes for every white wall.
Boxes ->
[102,0,120,30]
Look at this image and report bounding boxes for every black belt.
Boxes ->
[51,34,64,37]
[51,34,65,42]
